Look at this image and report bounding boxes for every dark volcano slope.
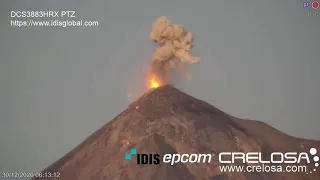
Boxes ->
[33,85,320,180]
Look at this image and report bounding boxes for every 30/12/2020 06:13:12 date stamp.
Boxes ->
[2,171,61,179]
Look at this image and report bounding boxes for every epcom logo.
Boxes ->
[125,148,160,164]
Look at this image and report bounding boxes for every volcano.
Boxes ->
[33,85,320,180]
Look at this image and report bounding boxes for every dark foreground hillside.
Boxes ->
[33,85,320,180]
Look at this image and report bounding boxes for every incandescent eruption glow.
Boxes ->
[148,74,164,89]
[126,71,165,102]
[150,76,160,88]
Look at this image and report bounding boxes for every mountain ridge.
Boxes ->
[33,85,320,180]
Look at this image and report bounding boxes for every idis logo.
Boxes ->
[125,148,160,165]
[124,148,213,165]
[124,148,136,160]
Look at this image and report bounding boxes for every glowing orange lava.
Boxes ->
[121,139,130,145]
[148,74,163,89]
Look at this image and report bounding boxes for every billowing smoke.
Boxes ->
[126,16,199,101]
[149,16,199,81]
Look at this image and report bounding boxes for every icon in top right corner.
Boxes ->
[304,1,319,9]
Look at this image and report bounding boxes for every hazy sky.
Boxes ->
[0,0,319,175]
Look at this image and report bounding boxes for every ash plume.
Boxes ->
[149,16,199,80]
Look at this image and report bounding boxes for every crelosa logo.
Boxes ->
[218,147,319,174]
[124,148,213,165]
